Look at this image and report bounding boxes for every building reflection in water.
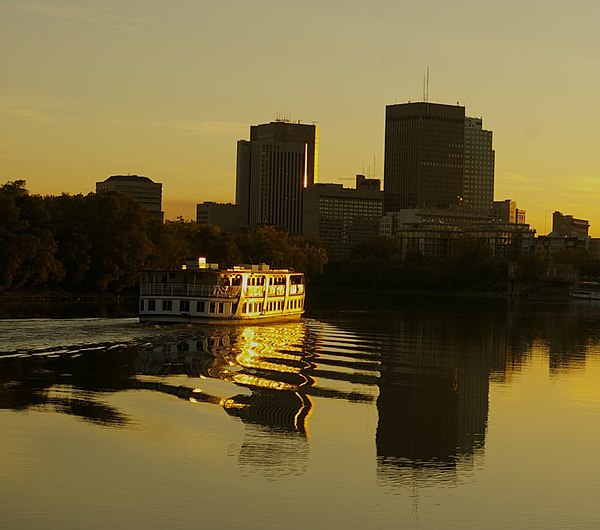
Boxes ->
[324,311,507,488]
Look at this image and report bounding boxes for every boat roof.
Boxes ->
[143,264,301,274]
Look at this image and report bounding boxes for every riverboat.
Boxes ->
[139,258,305,324]
[570,281,600,300]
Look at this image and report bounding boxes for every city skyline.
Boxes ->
[2,1,599,235]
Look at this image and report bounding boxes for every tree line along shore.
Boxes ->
[1,180,595,299]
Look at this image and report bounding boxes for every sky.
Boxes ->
[1,0,599,235]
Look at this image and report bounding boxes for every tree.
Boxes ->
[236,226,328,279]
[0,181,64,291]
[84,192,155,292]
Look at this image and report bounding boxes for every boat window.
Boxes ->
[139,299,144,311]
[196,301,205,313]
[180,300,190,312]
[162,300,172,311]
[210,302,217,313]
[148,300,156,311]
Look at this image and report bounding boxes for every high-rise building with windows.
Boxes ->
[384,102,465,212]
[463,117,495,213]
[383,102,495,216]
[236,120,318,234]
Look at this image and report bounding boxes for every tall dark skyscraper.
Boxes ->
[383,102,466,212]
[236,120,318,234]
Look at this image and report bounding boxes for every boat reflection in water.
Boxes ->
[136,323,316,476]
[137,323,315,433]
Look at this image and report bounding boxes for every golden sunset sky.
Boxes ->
[2,1,599,235]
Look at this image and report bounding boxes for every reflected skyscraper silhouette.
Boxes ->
[315,308,503,486]
[374,316,496,483]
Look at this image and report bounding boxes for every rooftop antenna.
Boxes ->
[422,67,430,102]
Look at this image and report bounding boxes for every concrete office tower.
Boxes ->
[96,175,163,221]
[236,120,318,234]
[384,102,465,212]
[463,117,495,213]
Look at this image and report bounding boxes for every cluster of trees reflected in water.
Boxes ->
[2,303,599,483]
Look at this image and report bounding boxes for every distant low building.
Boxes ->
[390,222,462,259]
[380,206,490,239]
[96,175,163,221]
[196,202,240,233]
[552,211,589,237]
[532,233,590,258]
[303,175,383,257]
[492,199,526,224]
[387,220,534,259]
[382,206,535,259]
[463,221,536,259]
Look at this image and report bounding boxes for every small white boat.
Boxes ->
[570,282,600,300]
[139,258,305,324]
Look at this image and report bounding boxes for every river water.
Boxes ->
[2,296,600,529]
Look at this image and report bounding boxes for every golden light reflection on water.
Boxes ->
[133,322,317,436]
[4,303,600,528]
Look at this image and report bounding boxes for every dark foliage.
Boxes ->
[0,181,329,295]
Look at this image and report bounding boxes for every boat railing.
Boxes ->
[267,285,287,297]
[140,283,241,298]
[263,284,304,297]
[289,284,304,295]
[244,286,266,298]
